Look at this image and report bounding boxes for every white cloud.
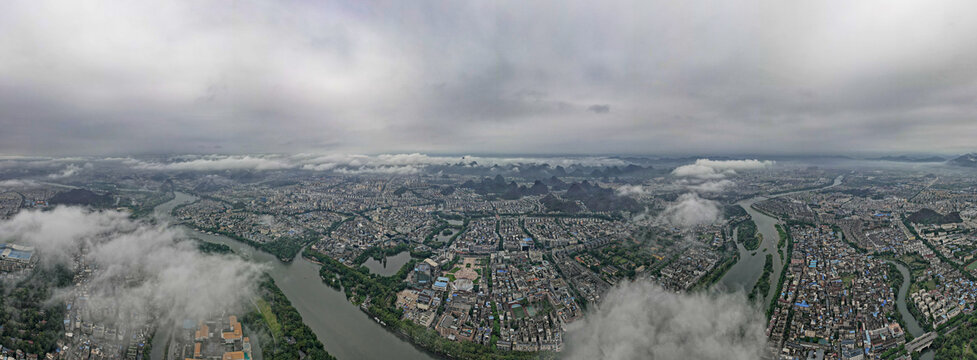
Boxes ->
[0,179,40,188]
[671,164,729,179]
[126,153,633,173]
[615,184,647,197]
[334,165,421,175]
[0,206,265,327]
[672,159,774,179]
[132,155,291,171]
[688,179,736,193]
[295,153,629,170]
[693,159,775,171]
[47,162,93,179]
[566,280,767,360]
[662,159,768,225]
[660,193,721,228]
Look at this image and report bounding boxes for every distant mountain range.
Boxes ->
[459,175,640,213]
[948,153,977,168]
[869,153,977,168]
[868,155,946,163]
[49,189,113,207]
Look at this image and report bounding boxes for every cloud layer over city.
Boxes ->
[655,158,774,228]
[125,153,632,173]
[2,0,976,156]
[0,207,265,327]
[566,280,767,360]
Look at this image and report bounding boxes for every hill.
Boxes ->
[562,181,641,213]
[907,208,962,225]
[49,189,113,207]
[540,193,582,213]
[460,176,551,199]
[948,153,977,168]
[871,155,946,163]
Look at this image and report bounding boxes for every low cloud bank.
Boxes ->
[655,158,775,227]
[0,179,40,188]
[47,163,93,179]
[615,184,647,197]
[132,155,292,171]
[124,153,632,173]
[660,193,721,228]
[566,280,767,360]
[0,207,265,327]
[686,179,735,193]
[672,158,774,180]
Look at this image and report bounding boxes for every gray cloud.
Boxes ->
[587,104,610,114]
[1,1,976,155]
[566,280,767,360]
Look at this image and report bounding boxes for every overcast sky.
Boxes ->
[1,1,975,156]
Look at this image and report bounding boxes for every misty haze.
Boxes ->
[2,1,977,360]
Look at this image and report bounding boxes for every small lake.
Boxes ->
[363,251,412,276]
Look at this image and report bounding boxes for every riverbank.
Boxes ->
[155,192,437,360]
[719,176,844,306]
[303,249,549,360]
[886,260,935,360]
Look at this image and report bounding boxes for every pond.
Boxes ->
[363,251,413,276]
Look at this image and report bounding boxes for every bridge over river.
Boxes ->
[906,331,936,353]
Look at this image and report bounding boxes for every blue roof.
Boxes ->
[5,250,32,260]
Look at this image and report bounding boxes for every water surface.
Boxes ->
[155,192,435,360]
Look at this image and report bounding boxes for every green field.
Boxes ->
[257,298,283,339]
[841,273,856,287]
[912,279,938,293]
[966,260,977,271]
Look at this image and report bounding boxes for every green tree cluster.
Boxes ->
[242,276,336,360]
[303,250,551,359]
[737,220,762,251]
[0,265,75,356]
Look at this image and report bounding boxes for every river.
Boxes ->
[718,195,783,304]
[719,176,844,305]
[153,192,435,360]
[716,176,934,358]
[150,177,899,359]
[889,261,934,360]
